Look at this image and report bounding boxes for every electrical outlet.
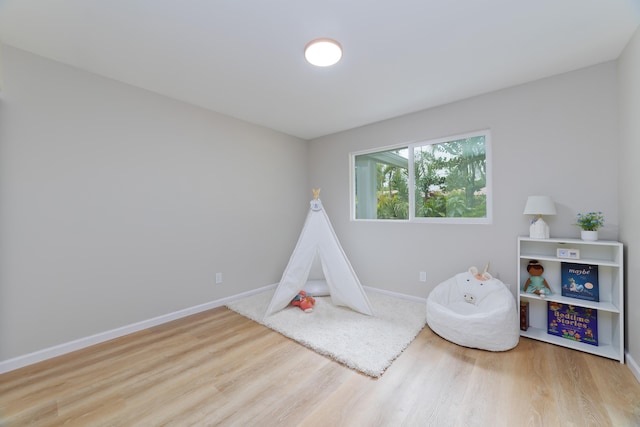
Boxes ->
[419,271,427,282]
[215,272,223,284]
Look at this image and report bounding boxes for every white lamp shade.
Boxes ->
[523,196,556,216]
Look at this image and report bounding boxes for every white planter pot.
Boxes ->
[581,230,598,241]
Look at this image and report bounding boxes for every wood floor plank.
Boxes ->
[584,354,640,425]
[2,306,640,426]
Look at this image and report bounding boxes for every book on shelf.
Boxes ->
[561,262,599,302]
[547,302,598,346]
[520,301,529,331]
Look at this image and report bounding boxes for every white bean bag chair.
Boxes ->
[426,267,519,351]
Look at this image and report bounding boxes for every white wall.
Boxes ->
[618,27,640,373]
[0,46,309,361]
[308,62,619,298]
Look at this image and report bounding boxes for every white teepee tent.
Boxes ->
[264,196,374,318]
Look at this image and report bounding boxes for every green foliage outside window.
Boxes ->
[414,135,487,218]
[354,131,490,222]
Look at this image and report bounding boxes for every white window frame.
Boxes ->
[350,129,492,224]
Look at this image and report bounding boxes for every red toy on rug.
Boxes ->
[290,291,316,313]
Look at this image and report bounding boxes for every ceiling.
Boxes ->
[1,1,639,140]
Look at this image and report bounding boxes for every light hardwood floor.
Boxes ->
[2,306,640,426]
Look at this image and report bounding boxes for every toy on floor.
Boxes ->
[523,260,552,297]
[291,291,316,313]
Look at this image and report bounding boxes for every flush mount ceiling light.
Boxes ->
[304,38,342,67]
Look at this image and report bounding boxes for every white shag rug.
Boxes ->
[226,290,426,378]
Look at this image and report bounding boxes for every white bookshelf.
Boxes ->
[517,237,624,363]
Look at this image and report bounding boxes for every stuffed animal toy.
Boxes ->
[523,260,552,297]
[291,291,316,313]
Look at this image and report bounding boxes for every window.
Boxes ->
[352,130,491,223]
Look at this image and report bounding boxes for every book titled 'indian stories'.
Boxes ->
[547,302,598,346]
[561,262,599,302]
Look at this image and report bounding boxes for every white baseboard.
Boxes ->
[364,286,427,303]
[625,351,640,383]
[0,284,277,374]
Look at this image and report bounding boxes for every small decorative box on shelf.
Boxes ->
[556,248,580,259]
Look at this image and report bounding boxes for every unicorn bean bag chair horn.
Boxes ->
[426,266,519,351]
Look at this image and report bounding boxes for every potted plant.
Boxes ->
[576,211,604,241]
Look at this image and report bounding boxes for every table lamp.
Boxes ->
[523,196,556,239]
